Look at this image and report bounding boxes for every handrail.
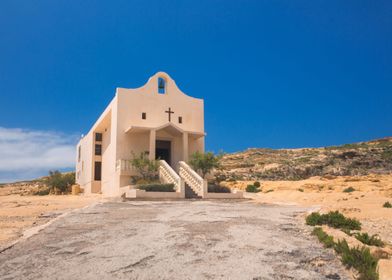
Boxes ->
[159,160,180,181]
[178,161,207,197]
[158,160,183,192]
[179,161,203,184]
[116,159,134,172]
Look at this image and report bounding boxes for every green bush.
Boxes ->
[137,183,175,192]
[33,188,50,196]
[45,171,75,194]
[130,151,159,181]
[383,201,392,208]
[306,211,361,230]
[246,184,260,193]
[354,233,384,247]
[306,212,323,225]
[334,240,379,280]
[343,187,356,193]
[208,184,231,193]
[189,151,222,178]
[246,181,262,193]
[312,227,334,248]
[311,228,379,280]
[135,178,151,185]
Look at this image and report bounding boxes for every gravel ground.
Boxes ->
[0,200,349,280]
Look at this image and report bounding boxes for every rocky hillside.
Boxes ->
[216,137,392,181]
[0,178,47,196]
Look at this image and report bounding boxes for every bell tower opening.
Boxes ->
[158,77,166,94]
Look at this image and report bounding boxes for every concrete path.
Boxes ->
[0,200,349,280]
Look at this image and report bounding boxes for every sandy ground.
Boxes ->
[0,194,101,250]
[0,174,391,278]
[223,174,392,279]
[223,174,392,245]
[0,200,349,280]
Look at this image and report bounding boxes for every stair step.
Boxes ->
[185,184,201,199]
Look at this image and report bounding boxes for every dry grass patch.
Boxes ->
[306,211,361,231]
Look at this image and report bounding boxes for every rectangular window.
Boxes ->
[142,112,146,119]
[94,162,102,181]
[178,116,182,124]
[95,133,102,142]
[78,146,81,162]
[95,144,102,156]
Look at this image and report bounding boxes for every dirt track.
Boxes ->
[0,200,349,280]
[0,194,101,249]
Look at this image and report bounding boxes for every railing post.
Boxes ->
[179,178,185,197]
[202,179,208,197]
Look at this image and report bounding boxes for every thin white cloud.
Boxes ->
[0,127,78,183]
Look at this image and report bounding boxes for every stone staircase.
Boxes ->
[159,160,207,198]
[184,184,202,199]
[178,161,207,198]
[158,160,184,193]
[125,159,243,199]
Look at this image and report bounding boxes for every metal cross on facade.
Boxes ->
[165,107,174,122]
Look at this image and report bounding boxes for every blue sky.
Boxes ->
[0,1,391,182]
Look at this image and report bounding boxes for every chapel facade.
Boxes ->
[75,72,205,196]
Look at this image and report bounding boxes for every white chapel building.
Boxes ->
[75,72,206,197]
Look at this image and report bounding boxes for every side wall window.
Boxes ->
[95,144,102,156]
[95,133,102,142]
[158,77,166,94]
[94,162,102,181]
[78,146,81,162]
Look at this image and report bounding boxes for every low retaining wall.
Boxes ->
[126,189,185,199]
[204,191,243,199]
[124,186,243,199]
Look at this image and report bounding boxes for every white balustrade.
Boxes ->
[116,159,135,174]
[117,159,204,196]
[158,160,184,192]
[178,161,207,197]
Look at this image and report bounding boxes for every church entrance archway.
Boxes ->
[156,140,171,166]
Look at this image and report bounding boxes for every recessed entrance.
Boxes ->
[156,140,171,165]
